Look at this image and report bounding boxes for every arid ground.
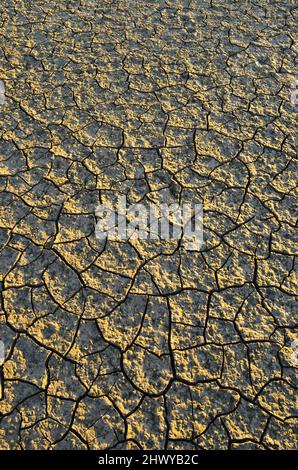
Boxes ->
[0,0,297,450]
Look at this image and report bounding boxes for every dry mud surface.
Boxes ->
[0,0,297,450]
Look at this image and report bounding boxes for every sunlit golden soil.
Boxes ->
[0,0,297,450]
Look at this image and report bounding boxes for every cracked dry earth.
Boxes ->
[0,0,297,452]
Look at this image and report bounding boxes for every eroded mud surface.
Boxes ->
[0,0,297,450]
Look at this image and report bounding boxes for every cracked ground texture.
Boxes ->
[0,0,297,451]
